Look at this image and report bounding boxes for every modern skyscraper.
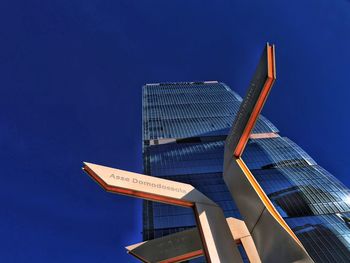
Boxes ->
[142,81,350,262]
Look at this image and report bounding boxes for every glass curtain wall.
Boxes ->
[142,82,350,262]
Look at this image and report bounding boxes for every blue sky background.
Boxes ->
[1,1,349,262]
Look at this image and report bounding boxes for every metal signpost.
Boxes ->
[83,162,242,262]
[82,44,314,263]
[223,44,313,263]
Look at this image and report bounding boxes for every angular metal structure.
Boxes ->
[81,43,349,262]
[83,162,242,262]
[126,217,260,263]
[126,228,203,262]
[223,44,313,262]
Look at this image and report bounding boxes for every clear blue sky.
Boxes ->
[1,1,349,262]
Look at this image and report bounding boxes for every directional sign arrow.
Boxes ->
[83,162,243,263]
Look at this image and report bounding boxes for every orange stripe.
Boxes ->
[234,45,275,157]
[235,158,303,246]
[159,249,204,263]
[193,206,212,263]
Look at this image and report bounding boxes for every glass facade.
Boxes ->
[142,81,350,262]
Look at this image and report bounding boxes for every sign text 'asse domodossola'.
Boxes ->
[109,173,187,194]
